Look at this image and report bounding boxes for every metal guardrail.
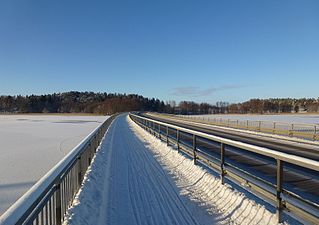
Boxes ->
[171,114,319,141]
[0,115,117,225]
[130,113,319,224]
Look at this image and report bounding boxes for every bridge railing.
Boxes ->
[130,113,319,224]
[170,114,319,141]
[0,115,117,225]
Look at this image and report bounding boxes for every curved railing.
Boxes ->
[0,115,117,225]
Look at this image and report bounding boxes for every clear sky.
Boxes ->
[0,0,318,104]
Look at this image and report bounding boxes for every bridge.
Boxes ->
[0,113,318,225]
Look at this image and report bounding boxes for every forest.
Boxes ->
[172,98,319,114]
[0,92,166,114]
[0,92,318,115]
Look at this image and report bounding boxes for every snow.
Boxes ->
[65,114,284,225]
[0,115,108,215]
[186,114,319,125]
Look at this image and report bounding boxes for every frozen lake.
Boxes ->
[187,114,319,125]
[0,115,108,215]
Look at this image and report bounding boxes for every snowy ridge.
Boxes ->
[128,116,282,225]
[63,120,115,225]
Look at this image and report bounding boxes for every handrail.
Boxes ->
[130,113,319,224]
[0,114,117,225]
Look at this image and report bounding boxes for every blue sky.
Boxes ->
[0,0,318,104]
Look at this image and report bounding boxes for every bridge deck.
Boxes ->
[64,114,280,225]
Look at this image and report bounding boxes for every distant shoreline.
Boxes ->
[0,113,106,116]
[189,112,319,116]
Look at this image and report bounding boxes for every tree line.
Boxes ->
[227,98,319,114]
[0,92,166,114]
[170,98,319,114]
[0,92,318,115]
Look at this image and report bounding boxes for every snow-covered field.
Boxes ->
[186,114,319,125]
[65,115,284,225]
[0,115,108,215]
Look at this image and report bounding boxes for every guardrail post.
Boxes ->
[220,143,225,184]
[246,120,249,129]
[289,124,294,137]
[258,121,261,132]
[88,143,92,166]
[177,130,180,152]
[153,122,155,136]
[55,183,62,225]
[314,126,317,141]
[159,124,161,139]
[149,121,151,133]
[273,122,276,134]
[193,135,197,164]
[166,126,169,146]
[78,157,82,186]
[276,159,284,223]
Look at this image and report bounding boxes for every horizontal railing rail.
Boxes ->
[130,113,319,224]
[0,114,117,225]
[155,113,319,141]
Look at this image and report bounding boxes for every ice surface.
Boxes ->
[0,115,107,215]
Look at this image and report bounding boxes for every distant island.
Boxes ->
[0,91,318,115]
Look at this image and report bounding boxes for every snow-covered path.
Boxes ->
[66,114,214,225]
[65,114,281,225]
